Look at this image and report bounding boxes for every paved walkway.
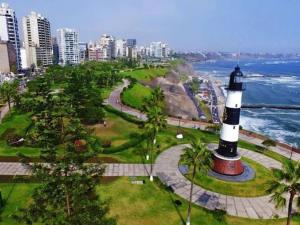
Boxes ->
[0,162,151,177]
[0,145,295,219]
[153,144,291,219]
[107,80,300,161]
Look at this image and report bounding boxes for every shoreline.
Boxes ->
[189,62,299,148]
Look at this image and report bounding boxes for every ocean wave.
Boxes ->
[240,115,272,132]
[244,73,265,78]
[263,60,300,65]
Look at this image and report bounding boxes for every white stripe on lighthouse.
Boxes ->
[220,123,239,142]
[225,91,242,108]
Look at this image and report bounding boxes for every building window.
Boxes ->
[233,126,236,129]
[235,104,238,107]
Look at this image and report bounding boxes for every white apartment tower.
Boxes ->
[23,11,52,67]
[57,28,79,65]
[99,34,115,60]
[0,3,21,70]
[150,42,169,58]
[115,39,126,58]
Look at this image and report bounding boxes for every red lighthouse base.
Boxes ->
[212,152,244,176]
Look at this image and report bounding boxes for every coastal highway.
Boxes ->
[206,80,221,123]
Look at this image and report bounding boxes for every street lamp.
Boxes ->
[176,116,183,139]
[150,138,156,182]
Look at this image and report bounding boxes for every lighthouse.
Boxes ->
[213,66,245,176]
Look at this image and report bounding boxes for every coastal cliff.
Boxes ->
[144,62,199,120]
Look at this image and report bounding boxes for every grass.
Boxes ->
[121,68,167,82]
[0,183,37,225]
[98,177,299,225]
[0,111,32,137]
[0,111,40,157]
[199,100,212,121]
[1,179,299,225]
[122,83,152,109]
[89,111,141,148]
[185,157,274,197]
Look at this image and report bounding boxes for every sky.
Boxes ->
[3,0,300,53]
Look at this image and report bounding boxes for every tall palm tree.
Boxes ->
[182,139,213,225]
[144,106,167,181]
[267,160,300,225]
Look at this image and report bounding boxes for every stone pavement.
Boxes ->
[153,144,291,219]
[0,162,151,177]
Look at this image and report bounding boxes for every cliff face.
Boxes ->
[145,62,199,120]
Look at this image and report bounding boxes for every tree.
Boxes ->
[262,139,276,150]
[144,106,167,181]
[0,80,19,110]
[16,118,115,225]
[182,139,213,225]
[267,160,300,225]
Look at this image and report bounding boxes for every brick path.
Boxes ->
[153,144,293,219]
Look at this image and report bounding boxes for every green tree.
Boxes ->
[16,146,115,225]
[262,139,276,150]
[267,160,300,225]
[182,139,213,225]
[0,80,19,110]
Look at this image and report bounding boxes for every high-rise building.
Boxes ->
[57,28,79,66]
[52,37,59,65]
[99,34,115,60]
[0,3,21,70]
[115,39,126,58]
[88,47,104,61]
[23,11,52,67]
[150,42,163,58]
[149,42,170,58]
[79,42,87,63]
[0,41,16,73]
[126,39,136,48]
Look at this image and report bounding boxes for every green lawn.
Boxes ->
[90,111,141,148]
[98,177,299,225]
[0,183,37,225]
[1,178,299,224]
[0,111,40,157]
[185,157,274,197]
[0,111,32,137]
[122,83,152,109]
[121,68,167,82]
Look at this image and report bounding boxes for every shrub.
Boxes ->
[262,139,276,147]
[104,105,143,125]
[74,139,87,152]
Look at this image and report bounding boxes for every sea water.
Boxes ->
[193,59,300,147]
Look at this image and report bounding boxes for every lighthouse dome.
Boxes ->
[228,66,244,91]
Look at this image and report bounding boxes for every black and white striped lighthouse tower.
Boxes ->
[213,66,245,175]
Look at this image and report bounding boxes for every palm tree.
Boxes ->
[267,160,300,225]
[144,106,167,181]
[182,139,213,225]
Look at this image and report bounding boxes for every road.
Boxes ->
[107,80,300,160]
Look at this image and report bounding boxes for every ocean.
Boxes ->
[193,59,300,147]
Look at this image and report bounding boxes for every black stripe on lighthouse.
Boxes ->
[217,139,238,157]
[222,107,241,125]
